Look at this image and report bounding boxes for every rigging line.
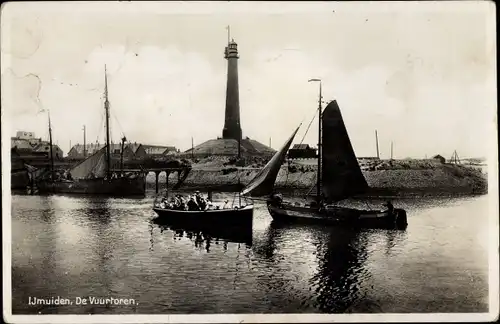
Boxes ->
[299,108,318,145]
[111,111,126,139]
[95,110,105,145]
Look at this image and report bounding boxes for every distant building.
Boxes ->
[11,132,64,160]
[32,142,64,160]
[67,143,135,160]
[134,144,177,158]
[127,142,142,156]
[288,144,317,159]
[16,131,35,140]
[11,138,34,153]
[432,154,446,164]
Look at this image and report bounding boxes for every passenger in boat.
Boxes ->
[206,199,214,210]
[384,200,395,217]
[223,200,229,209]
[178,196,187,210]
[194,191,203,205]
[268,193,283,207]
[159,197,167,209]
[201,198,208,210]
[175,195,182,210]
[193,191,209,210]
[187,196,200,211]
[172,195,181,209]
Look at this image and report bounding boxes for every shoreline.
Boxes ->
[146,161,488,197]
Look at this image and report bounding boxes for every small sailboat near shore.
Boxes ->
[243,85,408,230]
[152,125,301,227]
[36,66,146,197]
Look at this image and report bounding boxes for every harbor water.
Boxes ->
[10,192,490,314]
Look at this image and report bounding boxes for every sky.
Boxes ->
[1,1,496,159]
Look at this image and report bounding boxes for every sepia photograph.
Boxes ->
[2,1,498,323]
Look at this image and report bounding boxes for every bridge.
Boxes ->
[13,154,193,194]
[110,167,192,194]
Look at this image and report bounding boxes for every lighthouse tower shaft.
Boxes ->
[222,39,242,140]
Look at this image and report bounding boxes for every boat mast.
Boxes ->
[191,137,194,159]
[104,65,111,180]
[308,78,322,203]
[48,111,55,181]
[120,136,126,175]
[317,82,322,203]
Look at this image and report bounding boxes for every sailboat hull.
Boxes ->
[36,176,146,197]
[267,203,408,230]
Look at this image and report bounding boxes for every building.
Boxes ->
[184,35,275,158]
[32,142,64,160]
[16,131,36,140]
[432,154,446,164]
[127,142,142,156]
[11,138,34,153]
[67,143,101,159]
[11,132,64,160]
[67,143,135,160]
[134,144,177,158]
[288,144,317,159]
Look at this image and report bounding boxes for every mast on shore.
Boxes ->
[83,125,87,158]
[48,111,55,181]
[308,78,322,203]
[120,136,126,175]
[375,130,380,159]
[104,65,111,180]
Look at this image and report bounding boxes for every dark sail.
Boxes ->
[321,100,368,201]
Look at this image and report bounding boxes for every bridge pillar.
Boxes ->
[165,170,170,197]
[154,171,160,194]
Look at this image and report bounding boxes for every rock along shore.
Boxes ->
[146,156,488,197]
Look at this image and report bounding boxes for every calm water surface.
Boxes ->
[11,192,490,314]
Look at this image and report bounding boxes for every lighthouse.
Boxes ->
[184,31,275,159]
[222,37,242,140]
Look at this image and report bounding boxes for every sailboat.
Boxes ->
[36,67,146,197]
[152,125,301,227]
[242,87,408,230]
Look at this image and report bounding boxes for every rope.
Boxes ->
[276,108,319,194]
[299,108,318,145]
[94,111,105,145]
[111,110,127,140]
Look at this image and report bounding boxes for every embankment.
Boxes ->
[147,158,488,197]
